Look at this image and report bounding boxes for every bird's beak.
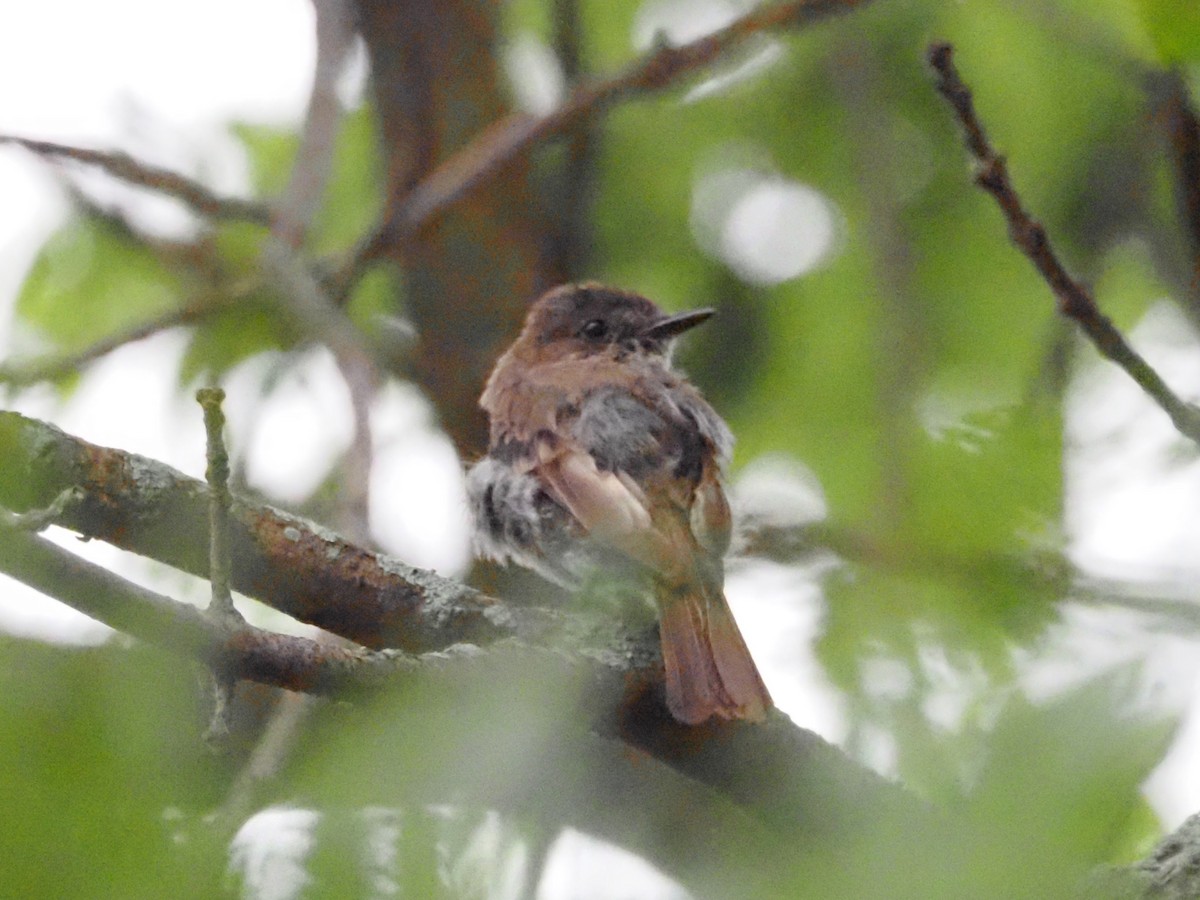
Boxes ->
[643,308,716,341]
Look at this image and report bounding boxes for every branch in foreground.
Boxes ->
[0,496,929,863]
[0,134,272,226]
[0,410,521,652]
[340,0,874,286]
[0,408,937,850]
[926,42,1200,445]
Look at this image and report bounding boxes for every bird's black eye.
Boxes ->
[580,319,608,340]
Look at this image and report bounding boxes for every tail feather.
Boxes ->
[658,580,771,724]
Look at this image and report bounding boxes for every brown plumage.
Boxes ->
[467,283,771,724]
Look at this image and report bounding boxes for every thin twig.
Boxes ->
[261,236,382,376]
[927,41,1200,444]
[335,0,873,292]
[197,385,240,746]
[332,351,376,541]
[197,387,242,624]
[0,134,271,226]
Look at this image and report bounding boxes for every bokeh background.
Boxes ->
[2,0,1200,896]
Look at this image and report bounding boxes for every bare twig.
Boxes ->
[336,0,874,291]
[273,0,356,248]
[260,236,384,378]
[927,42,1200,444]
[0,134,271,226]
[209,690,316,829]
[332,351,376,541]
[197,386,243,744]
[197,387,242,624]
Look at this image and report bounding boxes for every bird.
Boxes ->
[466,282,772,724]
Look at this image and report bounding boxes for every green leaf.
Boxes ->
[178,295,295,384]
[230,107,381,256]
[15,215,181,353]
[229,122,297,199]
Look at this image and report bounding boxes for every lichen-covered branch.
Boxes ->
[0,409,522,651]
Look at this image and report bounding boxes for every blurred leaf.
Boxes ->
[178,297,295,384]
[344,263,402,338]
[230,122,297,200]
[909,407,1062,559]
[230,107,380,256]
[0,638,223,899]
[1106,795,1164,865]
[15,215,181,353]
[1091,240,1167,331]
[308,106,382,256]
[955,671,1175,897]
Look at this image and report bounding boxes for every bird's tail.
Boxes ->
[656,579,772,724]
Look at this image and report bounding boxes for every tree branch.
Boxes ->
[0,409,522,651]
[0,291,241,387]
[926,41,1200,445]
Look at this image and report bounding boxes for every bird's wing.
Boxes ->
[535,438,686,580]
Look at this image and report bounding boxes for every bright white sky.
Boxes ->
[3,2,1200,893]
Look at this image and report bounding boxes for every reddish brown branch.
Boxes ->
[0,134,271,226]
[927,42,1200,444]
